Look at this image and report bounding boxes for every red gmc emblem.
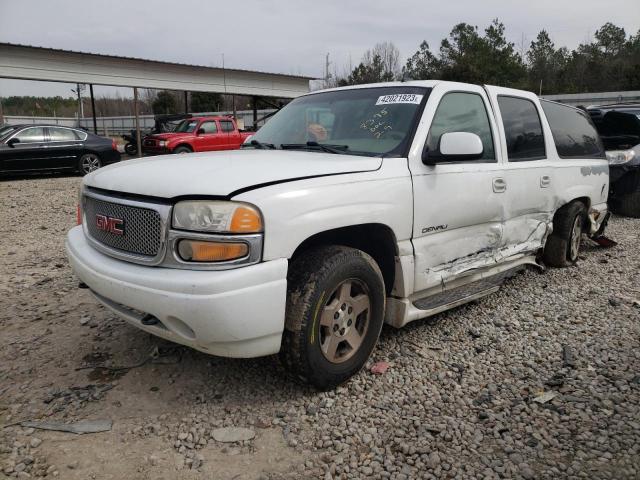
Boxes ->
[96,214,124,235]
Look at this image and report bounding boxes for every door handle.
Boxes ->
[540,175,551,188]
[492,177,507,193]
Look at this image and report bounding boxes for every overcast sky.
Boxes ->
[0,0,638,97]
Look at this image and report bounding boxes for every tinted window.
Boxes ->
[15,127,46,143]
[220,120,234,132]
[498,96,545,161]
[49,127,79,141]
[426,92,495,161]
[542,101,605,158]
[200,121,217,134]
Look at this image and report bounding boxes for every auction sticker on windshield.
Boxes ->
[376,94,423,105]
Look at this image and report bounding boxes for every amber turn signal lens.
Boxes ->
[230,206,262,233]
[178,240,248,263]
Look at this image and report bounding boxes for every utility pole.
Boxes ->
[324,53,332,88]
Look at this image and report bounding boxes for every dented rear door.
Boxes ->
[484,86,555,257]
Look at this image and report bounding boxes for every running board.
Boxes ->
[413,267,518,310]
[385,255,536,328]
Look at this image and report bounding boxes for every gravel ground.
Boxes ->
[1,175,639,479]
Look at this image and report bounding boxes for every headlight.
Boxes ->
[172,201,263,233]
[159,140,168,147]
[606,149,636,165]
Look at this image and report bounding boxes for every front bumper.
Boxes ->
[66,226,287,357]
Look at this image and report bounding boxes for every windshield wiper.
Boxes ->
[280,141,349,154]
[241,139,276,150]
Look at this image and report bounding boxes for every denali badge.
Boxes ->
[96,214,124,235]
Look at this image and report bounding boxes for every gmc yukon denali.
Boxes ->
[66,81,609,389]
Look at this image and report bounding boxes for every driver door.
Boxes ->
[192,120,225,152]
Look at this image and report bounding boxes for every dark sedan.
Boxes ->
[0,125,121,176]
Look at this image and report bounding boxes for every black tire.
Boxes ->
[173,145,192,154]
[124,143,137,155]
[543,201,587,267]
[78,153,103,176]
[615,191,640,218]
[280,246,385,390]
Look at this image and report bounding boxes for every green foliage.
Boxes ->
[152,90,178,114]
[0,96,78,116]
[190,91,223,112]
[394,20,639,95]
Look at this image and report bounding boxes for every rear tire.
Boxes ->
[615,191,640,218]
[543,202,587,267]
[78,153,102,176]
[280,246,385,390]
[173,145,192,154]
[124,143,137,155]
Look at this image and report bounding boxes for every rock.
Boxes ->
[67,461,78,470]
[427,451,440,469]
[211,427,255,443]
[29,438,42,448]
[533,391,559,404]
[306,403,318,416]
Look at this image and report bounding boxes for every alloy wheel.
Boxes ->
[318,279,371,364]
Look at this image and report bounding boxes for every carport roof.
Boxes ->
[0,42,314,98]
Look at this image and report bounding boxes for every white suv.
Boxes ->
[66,81,609,389]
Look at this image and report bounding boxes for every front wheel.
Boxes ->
[173,146,192,154]
[78,153,102,175]
[615,191,640,218]
[280,246,385,390]
[543,201,586,267]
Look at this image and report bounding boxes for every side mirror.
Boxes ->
[7,137,20,148]
[197,128,205,135]
[422,132,484,165]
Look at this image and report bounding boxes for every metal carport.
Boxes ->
[0,42,313,155]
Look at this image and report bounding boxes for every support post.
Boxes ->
[184,91,188,114]
[252,96,258,130]
[89,84,98,134]
[133,87,142,158]
[232,94,236,119]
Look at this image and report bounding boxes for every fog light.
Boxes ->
[177,240,248,262]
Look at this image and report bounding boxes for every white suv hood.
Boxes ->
[86,150,382,198]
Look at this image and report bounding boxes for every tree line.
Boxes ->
[334,20,639,95]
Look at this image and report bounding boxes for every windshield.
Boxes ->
[246,87,430,157]
[0,125,18,141]
[173,120,200,133]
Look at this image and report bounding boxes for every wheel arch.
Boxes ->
[173,143,193,153]
[290,223,398,296]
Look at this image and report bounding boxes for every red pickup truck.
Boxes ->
[142,116,253,155]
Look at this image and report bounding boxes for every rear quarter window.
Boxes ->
[541,101,605,159]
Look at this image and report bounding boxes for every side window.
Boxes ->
[219,120,234,132]
[15,127,46,143]
[541,101,605,159]
[497,96,545,161]
[426,92,495,161]
[49,127,77,141]
[200,121,218,134]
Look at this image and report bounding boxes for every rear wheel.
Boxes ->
[173,145,192,154]
[124,143,137,155]
[78,153,102,175]
[543,202,586,267]
[280,246,385,390]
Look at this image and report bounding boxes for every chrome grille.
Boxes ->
[84,195,162,257]
[143,139,156,147]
